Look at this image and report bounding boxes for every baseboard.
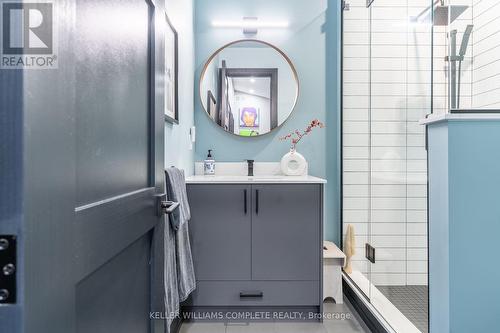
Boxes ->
[343,278,392,333]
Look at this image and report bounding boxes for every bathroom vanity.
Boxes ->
[182,175,326,321]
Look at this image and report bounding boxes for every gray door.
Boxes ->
[251,185,321,281]
[187,184,252,280]
[0,0,165,332]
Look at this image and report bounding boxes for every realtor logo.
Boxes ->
[1,1,57,69]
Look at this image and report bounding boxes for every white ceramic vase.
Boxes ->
[280,149,308,176]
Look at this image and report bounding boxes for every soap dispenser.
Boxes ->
[204,149,215,175]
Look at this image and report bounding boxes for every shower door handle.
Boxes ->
[365,243,376,264]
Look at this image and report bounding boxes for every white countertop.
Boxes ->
[420,113,500,125]
[186,175,327,184]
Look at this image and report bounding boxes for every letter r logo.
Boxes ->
[2,2,53,54]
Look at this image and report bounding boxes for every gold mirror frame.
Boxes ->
[199,39,300,137]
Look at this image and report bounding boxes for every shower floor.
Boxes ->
[376,285,428,333]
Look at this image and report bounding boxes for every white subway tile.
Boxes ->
[407,273,428,285]
[408,197,427,210]
[344,146,369,159]
[343,210,369,223]
[371,185,407,197]
[372,147,407,159]
[371,160,406,172]
[407,223,427,235]
[372,210,406,223]
[344,172,369,184]
[408,248,428,261]
[343,121,369,134]
[407,261,428,273]
[343,184,370,197]
[372,223,406,235]
[344,197,370,210]
[344,160,370,172]
[407,184,427,198]
[407,210,428,223]
[375,248,406,261]
[407,235,428,248]
[343,134,370,147]
[372,235,406,248]
[372,197,407,210]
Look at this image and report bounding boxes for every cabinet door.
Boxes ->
[251,184,321,281]
[187,184,251,280]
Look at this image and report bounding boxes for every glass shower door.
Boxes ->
[342,0,372,300]
[343,0,430,332]
[367,1,430,332]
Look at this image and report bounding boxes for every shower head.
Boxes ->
[413,1,469,26]
[433,5,469,26]
[459,25,474,57]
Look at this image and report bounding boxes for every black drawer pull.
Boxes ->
[244,189,247,214]
[239,291,263,298]
[255,189,259,214]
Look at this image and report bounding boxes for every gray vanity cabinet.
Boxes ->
[185,183,323,310]
[251,184,321,281]
[187,184,252,281]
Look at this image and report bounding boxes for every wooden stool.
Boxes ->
[323,241,346,304]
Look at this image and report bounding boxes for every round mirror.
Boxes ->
[199,40,299,137]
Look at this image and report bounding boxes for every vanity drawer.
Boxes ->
[188,281,320,306]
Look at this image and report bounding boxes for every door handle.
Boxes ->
[155,193,179,216]
[244,189,247,214]
[161,201,180,214]
[255,189,259,214]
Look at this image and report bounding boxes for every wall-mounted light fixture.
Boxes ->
[211,17,289,35]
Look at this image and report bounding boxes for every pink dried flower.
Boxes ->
[279,119,325,150]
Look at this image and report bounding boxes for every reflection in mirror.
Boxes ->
[200,40,299,137]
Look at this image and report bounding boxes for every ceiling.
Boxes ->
[231,77,271,99]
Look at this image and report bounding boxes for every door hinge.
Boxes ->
[0,235,17,304]
[365,243,376,264]
[343,1,350,11]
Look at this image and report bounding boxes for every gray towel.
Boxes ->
[175,222,196,302]
[166,167,191,230]
[152,169,195,333]
[151,214,178,333]
[166,168,196,302]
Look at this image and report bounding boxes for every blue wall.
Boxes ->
[193,0,341,242]
[428,119,500,333]
[428,122,449,333]
[165,0,195,176]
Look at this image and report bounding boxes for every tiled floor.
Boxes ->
[179,298,371,333]
[376,285,428,333]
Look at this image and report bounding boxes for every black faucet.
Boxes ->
[246,160,255,176]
